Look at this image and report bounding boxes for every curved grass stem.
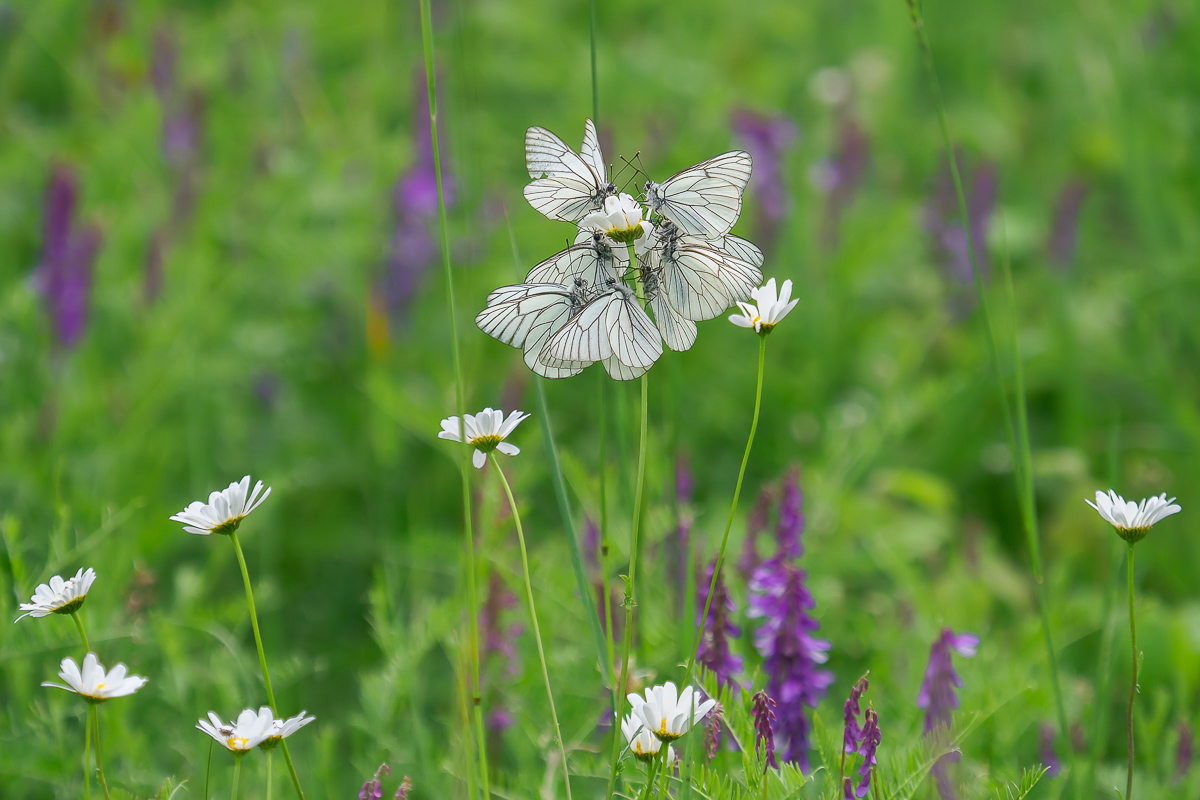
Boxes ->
[1126,543,1137,800]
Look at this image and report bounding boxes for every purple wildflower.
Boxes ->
[1047,179,1088,270]
[1177,722,1193,781]
[394,776,412,800]
[696,556,743,689]
[359,763,390,800]
[843,675,870,755]
[752,690,778,772]
[37,165,101,349]
[480,572,521,733]
[731,108,797,250]
[814,117,870,249]
[738,484,775,580]
[1039,723,1060,777]
[776,467,804,559]
[917,629,978,734]
[705,704,724,761]
[583,517,600,571]
[924,154,997,288]
[854,708,880,798]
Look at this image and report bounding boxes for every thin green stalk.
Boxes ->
[206,740,214,800]
[71,611,90,654]
[638,754,661,800]
[231,754,242,800]
[1089,422,1122,791]
[84,702,92,800]
[903,2,1073,789]
[658,745,671,800]
[1126,542,1137,800]
[490,455,573,800]
[228,531,304,799]
[267,749,274,800]
[93,705,111,800]
[607,371,649,800]
[589,0,599,124]
[418,3,490,797]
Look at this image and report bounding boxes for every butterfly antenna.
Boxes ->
[613,152,646,192]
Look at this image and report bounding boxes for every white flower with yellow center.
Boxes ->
[621,713,675,763]
[729,278,798,335]
[15,567,96,621]
[197,707,276,752]
[41,653,148,702]
[1086,490,1181,544]
[260,710,316,751]
[581,193,654,246]
[628,681,716,742]
[439,408,530,469]
[169,475,271,536]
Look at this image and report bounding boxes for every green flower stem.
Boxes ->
[589,0,599,124]
[205,740,214,800]
[1126,542,1137,800]
[600,373,616,707]
[71,611,90,654]
[92,705,111,800]
[637,755,661,800]
[83,701,92,800]
[419,2,490,796]
[606,371,649,800]
[267,749,274,800]
[228,531,304,799]
[658,745,671,800]
[231,753,243,800]
[490,455,573,800]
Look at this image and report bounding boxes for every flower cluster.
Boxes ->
[37,165,102,349]
[697,556,743,689]
[752,690,778,771]
[622,682,715,766]
[919,629,978,800]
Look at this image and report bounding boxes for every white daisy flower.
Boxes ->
[1086,490,1181,544]
[627,681,716,742]
[438,408,530,469]
[621,713,675,763]
[261,710,316,751]
[41,653,148,702]
[729,278,798,335]
[197,707,276,752]
[15,567,96,621]
[169,475,272,535]
[581,193,654,247]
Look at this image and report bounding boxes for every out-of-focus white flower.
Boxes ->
[627,681,716,742]
[1086,490,1181,544]
[15,567,96,621]
[809,66,852,106]
[581,193,654,247]
[729,278,798,335]
[621,713,675,763]
[170,476,271,535]
[261,710,316,750]
[197,707,276,752]
[41,653,147,702]
[439,408,530,469]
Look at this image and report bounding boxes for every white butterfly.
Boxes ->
[714,234,764,268]
[645,222,763,321]
[640,267,698,352]
[644,151,753,239]
[475,282,593,379]
[526,232,625,286]
[524,119,616,223]
[542,280,663,380]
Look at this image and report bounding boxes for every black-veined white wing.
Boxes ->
[527,236,623,286]
[524,122,615,223]
[543,282,662,379]
[476,283,591,379]
[645,151,753,239]
[715,234,764,268]
[650,291,698,352]
[657,237,763,321]
[580,119,607,184]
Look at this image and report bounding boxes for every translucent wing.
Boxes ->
[580,119,607,184]
[526,126,596,182]
[524,124,612,223]
[659,239,763,321]
[524,176,605,223]
[715,234,764,268]
[602,355,650,381]
[574,229,631,267]
[650,291,698,352]
[544,283,662,373]
[647,151,753,239]
[527,238,622,286]
[476,283,590,379]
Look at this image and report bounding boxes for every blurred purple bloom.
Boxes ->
[752,690,778,772]
[151,27,176,102]
[394,776,412,800]
[924,155,997,288]
[1047,179,1088,270]
[815,118,870,248]
[917,628,978,734]
[1179,722,1194,781]
[705,704,724,761]
[583,516,599,571]
[359,763,390,800]
[696,556,743,689]
[843,675,869,755]
[1039,723,1060,777]
[932,752,961,800]
[854,708,880,798]
[487,706,514,732]
[738,484,774,579]
[37,165,101,349]
[732,108,797,250]
[776,468,804,560]
[480,572,520,733]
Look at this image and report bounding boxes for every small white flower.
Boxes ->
[197,707,276,752]
[170,475,272,535]
[15,567,96,621]
[41,653,148,702]
[621,713,675,763]
[581,193,654,247]
[627,681,716,742]
[1086,490,1181,544]
[729,278,798,335]
[261,710,316,750]
[439,408,530,469]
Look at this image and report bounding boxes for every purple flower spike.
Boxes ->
[1178,722,1193,781]
[38,165,102,349]
[843,674,869,755]
[704,705,724,761]
[1047,179,1088,270]
[854,708,880,798]
[924,155,997,289]
[359,763,390,800]
[583,516,599,571]
[776,467,804,560]
[696,556,743,689]
[738,484,774,579]
[394,776,412,800]
[752,690,778,772]
[731,108,798,250]
[1039,723,1061,777]
[917,628,978,734]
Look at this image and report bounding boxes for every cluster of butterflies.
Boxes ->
[476,120,764,380]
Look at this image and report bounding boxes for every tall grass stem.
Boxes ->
[84,701,92,800]
[71,611,90,654]
[231,754,242,800]
[1126,542,1137,799]
[92,705,111,800]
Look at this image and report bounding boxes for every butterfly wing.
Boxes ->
[525,241,621,286]
[580,119,607,184]
[650,291,698,352]
[476,283,590,378]
[524,125,608,222]
[650,151,753,239]
[715,234,764,268]
[659,239,763,321]
[524,177,605,223]
[544,284,662,376]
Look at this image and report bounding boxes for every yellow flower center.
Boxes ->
[228,736,249,750]
[469,434,503,453]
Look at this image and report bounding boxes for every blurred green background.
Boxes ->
[1,0,1198,797]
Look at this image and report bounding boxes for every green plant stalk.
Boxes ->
[418,2,490,797]
[71,610,90,654]
[92,705,111,800]
[267,749,274,800]
[229,531,304,799]
[638,754,661,800]
[658,744,671,800]
[1126,542,1137,800]
[903,1,1074,789]
[231,754,242,800]
[1089,423,1123,791]
[606,371,650,800]
[84,701,92,800]
[589,0,599,124]
[205,740,214,800]
[491,455,573,800]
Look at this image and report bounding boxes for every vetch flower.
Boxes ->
[752,690,778,771]
[395,776,413,800]
[704,705,724,761]
[853,708,880,798]
[729,278,798,335]
[697,556,743,689]
[359,764,390,800]
[628,681,717,742]
[1039,723,1061,778]
[1086,490,1181,544]
[196,707,275,752]
[169,475,271,536]
[621,713,675,763]
[918,628,978,733]
[842,674,869,755]
[41,653,147,702]
[438,408,530,469]
[15,567,96,621]
[261,710,315,750]
[581,193,653,246]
